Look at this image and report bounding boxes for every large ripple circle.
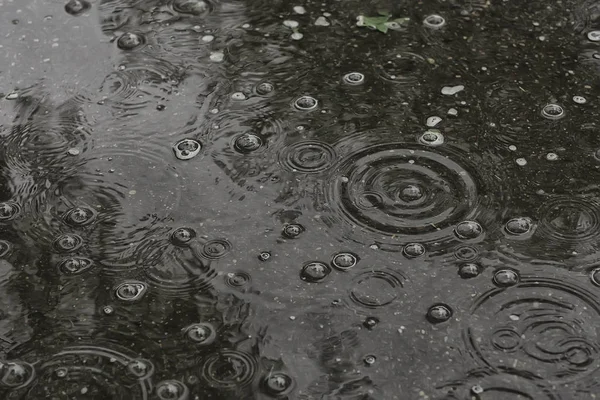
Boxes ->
[327,143,481,243]
[464,270,600,384]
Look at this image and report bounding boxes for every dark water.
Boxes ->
[2,0,600,399]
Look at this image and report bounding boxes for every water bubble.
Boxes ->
[255,82,274,96]
[471,385,484,395]
[331,252,358,271]
[0,240,11,258]
[262,373,293,396]
[183,322,216,345]
[54,367,68,378]
[115,281,148,302]
[67,148,80,156]
[419,130,444,146]
[209,51,224,62]
[282,223,305,239]
[300,262,332,282]
[201,239,231,259]
[403,243,426,258]
[291,32,304,40]
[155,380,189,400]
[231,92,246,100]
[233,133,263,154]
[102,305,114,315]
[294,96,318,111]
[591,268,600,286]
[0,361,33,388]
[53,234,84,253]
[283,20,299,29]
[58,257,93,275]
[173,139,202,160]
[63,206,96,227]
[201,351,257,389]
[281,141,337,173]
[349,270,404,309]
[127,359,154,379]
[397,184,424,202]
[423,14,446,29]
[225,272,251,287]
[441,85,464,95]
[117,32,145,50]
[363,355,377,366]
[363,316,379,330]
[573,95,587,104]
[172,0,211,15]
[454,221,483,240]
[0,201,20,221]
[201,35,214,42]
[343,72,365,85]
[546,152,558,161]
[458,263,481,279]
[541,104,564,120]
[492,269,520,287]
[258,251,271,261]
[426,116,442,127]
[454,245,479,261]
[170,227,196,247]
[588,30,600,41]
[64,0,90,16]
[504,217,532,235]
[426,304,453,323]
[516,157,527,166]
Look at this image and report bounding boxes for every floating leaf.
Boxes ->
[356,13,409,34]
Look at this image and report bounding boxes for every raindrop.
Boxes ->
[541,104,564,120]
[363,316,379,330]
[471,385,484,395]
[504,217,532,235]
[363,355,377,366]
[280,141,336,173]
[0,201,20,221]
[183,322,216,345]
[226,272,251,287]
[426,304,453,323]
[403,243,425,258]
[170,227,196,247]
[209,51,224,62]
[588,30,600,41]
[0,361,32,388]
[294,96,318,111]
[173,138,202,160]
[493,269,520,287]
[58,257,93,275]
[201,351,257,389]
[423,14,446,29]
[283,20,299,29]
[231,92,246,100]
[62,206,96,227]
[282,223,305,239]
[454,221,483,240]
[64,0,90,16]
[398,184,424,202]
[53,234,84,253]
[454,245,479,261]
[331,252,358,271]
[458,263,481,279]
[573,95,587,104]
[426,116,442,127]
[349,270,404,308]
[172,0,211,15]
[590,268,600,286]
[258,251,271,261]
[419,130,444,146]
[0,240,10,258]
[201,35,214,42]
[233,133,262,154]
[55,367,68,378]
[546,152,558,161]
[516,158,527,166]
[291,32,304,40]
[102,305,114,315]
[155,380,189,400]
[255,82,274,96]
[300,262,332,282]
[67,148,80,156]
[343,72,365,85]
[262,373,293,396]
[114,281,148,302]
[202,239,231,259]
[117,32,145,50]
[127,359,153,379]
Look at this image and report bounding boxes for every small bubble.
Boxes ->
[294,96,318,111]
[293,6,306,14]
[588,30,600,41]
[258,251,271,261]
[291,32,304,40]
[155,380,188,400]
[343,72,365,85]
[226,272,251,287]
[53,234,84,253]
[0,201,20,221]
[458,263,481,279]
[541,104,564,120]
[426,116,442,127]
[231,92,246,100]
[263,373,293,396]
[282,224,305,239]
[64,0,90,16]
[202,239,231,259]
[170,227,196,246]
[67,148,80,156]
[447,108,458,117]
[127,359,152,378]
[590,268,600,286]
[398,184,424,201]
[58,257,93,275]
[471,385,484,395]
[156,104,166,111]
[201,35,214,42]
[173,138,201,160]
[508,145,517,151]
[454,221,483,240]
[184,322,216,345]
[546,152,558,161]
[255,82,274,96]
[300,262,332,282]
[493,269,520,287]
[54,367,68,378]
[403,243,425,258]
[426,304,453,323]
[363,355,376,366]
[209,51,224,62]
[102,305,114,315]
[419,130,444,146]
[283,20,299,29]
[363,316,379,330]
[233,133,262,154]
[63,206,96,226]
[573,95,587,104]
[115,281,148,302]
[331,252,358,270]
[117,32,145,50]
[516,158,527,166]
[454,245,479,261]
[505,217,532,235]
[423,14,446,29]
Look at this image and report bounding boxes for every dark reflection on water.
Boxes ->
[2,0,600,398]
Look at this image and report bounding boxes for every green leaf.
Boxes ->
[358,13,408,34]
